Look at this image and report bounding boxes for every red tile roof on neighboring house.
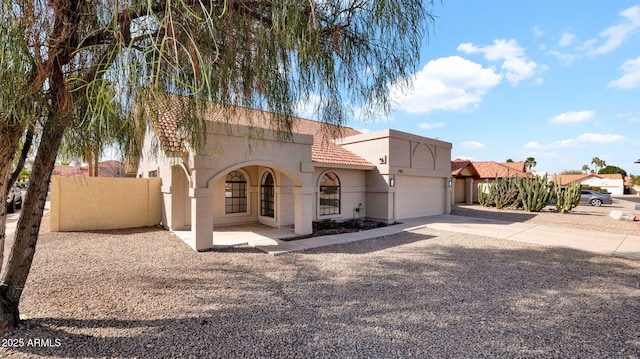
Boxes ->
[52,161,126,178]
[451,159,472,176]
[145,94,374,168]
[552,173,623,186]
[451,159,528,179]
[52,166,88,177]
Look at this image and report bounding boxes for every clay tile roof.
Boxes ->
[52,161,126,178]
[451,159,471,176]
[503,161,526,172]
[52,166,88,177]
[148,94,374,168]
[472,161,528,179]
[452,159,529,179]
[552,173,623,186]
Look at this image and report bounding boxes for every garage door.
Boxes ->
[395,175,445,219]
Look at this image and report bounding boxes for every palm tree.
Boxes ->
[591,157,606,173]
[525,157,537,171]
[581,164,590,173]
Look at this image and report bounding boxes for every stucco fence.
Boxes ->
[50,176,162,232]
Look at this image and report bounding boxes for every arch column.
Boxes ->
[465,178,474,204]
[294,186,313,235]
[189,187,215,251]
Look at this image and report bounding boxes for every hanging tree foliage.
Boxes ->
[0,0,439,332]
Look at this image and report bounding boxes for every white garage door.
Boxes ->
[395,175,445,219]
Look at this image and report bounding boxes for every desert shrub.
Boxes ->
[313,219,339,231]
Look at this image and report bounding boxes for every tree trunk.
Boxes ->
[7,124,35,189]
[86,150,94,177]
[0,120,27,272]
[0,116,65,333]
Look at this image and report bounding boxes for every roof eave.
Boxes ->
[313,161,376,170]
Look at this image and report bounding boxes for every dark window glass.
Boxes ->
[319,172,340,215]
[225,171,247,213]
[261,172,275,218]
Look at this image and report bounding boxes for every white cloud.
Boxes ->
[502,57,541,84]
[524,133,627,149]
[608,56,640,88]
[418,122,446,130]
[392,56,502,114]
[453,155,473,161]
[617,112,640,123]
[295,93,321,119]
[458,39,524,61]
[585,5,640,55]
[533,26,544,37]
[523,141,542,150]
[549,110,596,124]
[460,141,486,150]
[575,133,627,144]
[559,32,575,47]
[547,49,581,64]
[457,39,545,85]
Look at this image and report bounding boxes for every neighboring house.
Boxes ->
[451,159,529,204]
[52,160,127,178]
[552,173,624,195]
[132,95,453,251]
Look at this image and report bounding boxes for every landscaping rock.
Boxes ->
[609,210,636,221]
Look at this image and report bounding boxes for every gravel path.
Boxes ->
[0,211,638,358]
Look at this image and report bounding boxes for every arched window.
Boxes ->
[225,171,247,214]
[261,172,275,218]
[319,172,340,215]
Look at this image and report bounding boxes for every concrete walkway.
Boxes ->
[193,215,640,261]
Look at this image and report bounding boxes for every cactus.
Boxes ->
[554,181,581,213]
[478,183,492,206]
[479,176,519,209]
[479,175,557,212]
[517,176,554,212]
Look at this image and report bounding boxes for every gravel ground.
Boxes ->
[0,204,639,358]
[452,195,640,236]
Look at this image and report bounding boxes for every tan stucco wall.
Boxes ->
[50,176,162,231]
[313,167,368,221]
[338,129,453,221]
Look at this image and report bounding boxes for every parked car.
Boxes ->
[580,190,612,207]
[6,186,22,213]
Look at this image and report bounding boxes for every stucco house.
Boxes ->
[132,95,453,251]
[451,159,529,204]
[552,173,624,195]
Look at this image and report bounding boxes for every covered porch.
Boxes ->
[172,222,301,250]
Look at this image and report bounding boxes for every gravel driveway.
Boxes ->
[1,207,639,358]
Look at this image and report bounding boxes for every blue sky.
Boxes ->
[341,1,640,175]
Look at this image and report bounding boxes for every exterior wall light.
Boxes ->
[447,179,452,187]
[389,176,395,187]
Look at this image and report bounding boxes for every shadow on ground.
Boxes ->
[4,230,639,358]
